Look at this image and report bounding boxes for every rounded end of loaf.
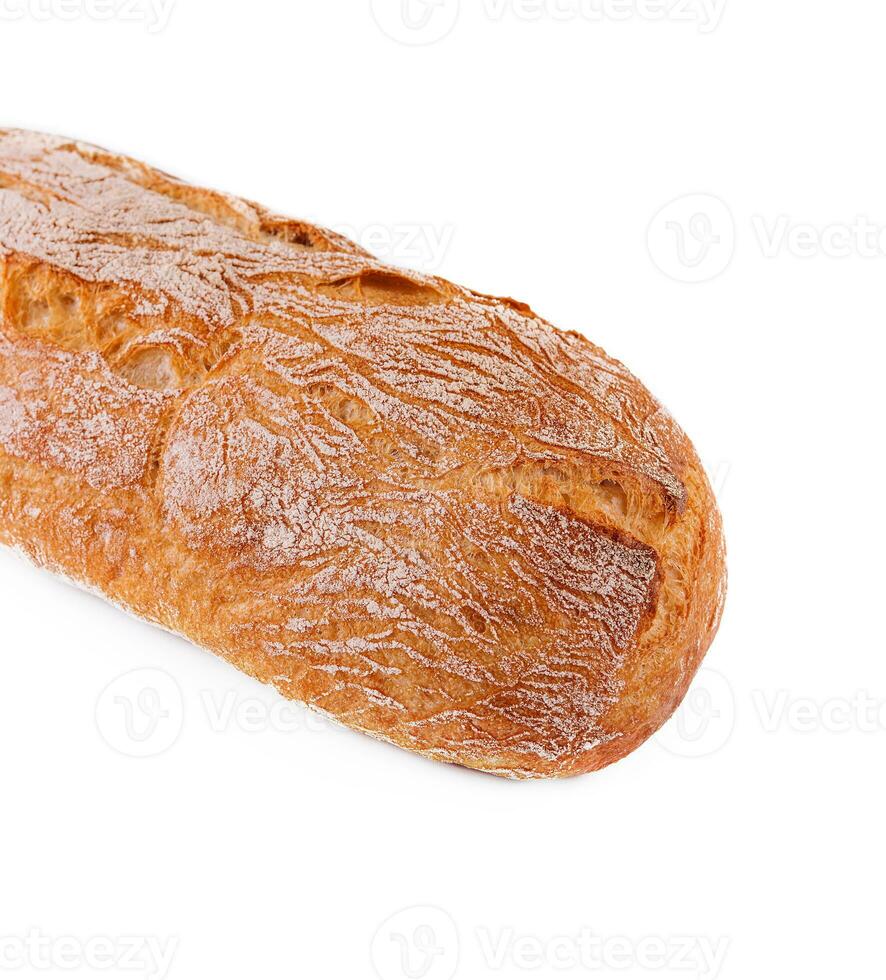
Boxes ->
[548,457,726,779]
[436,450,727,781]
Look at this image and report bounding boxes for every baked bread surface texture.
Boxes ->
[0,129,726,778]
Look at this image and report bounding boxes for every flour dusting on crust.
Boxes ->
[0,130,726,778]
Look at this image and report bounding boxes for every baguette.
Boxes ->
[0,129,726,778]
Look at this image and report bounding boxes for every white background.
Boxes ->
[0,2,882,979]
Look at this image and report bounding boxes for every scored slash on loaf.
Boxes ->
[0,129,726,778]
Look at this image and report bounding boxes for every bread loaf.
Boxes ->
[0,129,726,778]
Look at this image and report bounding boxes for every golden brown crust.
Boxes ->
[0,129,726,778]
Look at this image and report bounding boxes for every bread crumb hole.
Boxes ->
[117,348,183,391]
[261,222,315,249]
[3,263,94,350]
[96,315,131,344]
[597,480,628,517]
[25,298,50,328]
[201,328,243,373]
[323,271,446,306]
[307,383,376,428]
